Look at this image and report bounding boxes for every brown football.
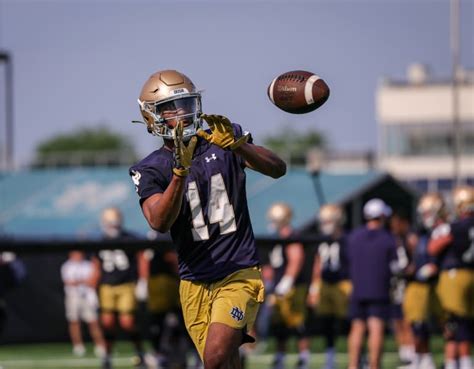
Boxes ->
[267,70,330,114]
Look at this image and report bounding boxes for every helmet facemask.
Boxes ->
[138,93,202,141]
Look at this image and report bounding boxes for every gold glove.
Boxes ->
[172,121,197,177]
[197,114,249,150]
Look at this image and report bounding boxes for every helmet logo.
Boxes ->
[171,88,189,96]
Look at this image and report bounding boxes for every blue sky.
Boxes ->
[0,0,473,166]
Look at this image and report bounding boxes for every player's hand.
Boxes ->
[135,278,148,301]
[416,263,437,281]
[274,275,294,296]
[307,282,320,307]
[197,114,249,150]
[173,121,197,177]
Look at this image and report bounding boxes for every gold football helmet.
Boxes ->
[137,69,202,140]
[101,207,123,238]
[417,192,446,229]
[267,202,293,230]
[318,204,345,236]
[452,185,474,216]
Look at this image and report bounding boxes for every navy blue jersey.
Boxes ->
[267,230,308,285]
[97,231,139,285]
[437,216,474,270]
[317,234,350,283]
[347,226,398,301]
[130,124,260,282]
[411,234,437,282]
[150,249,178,277]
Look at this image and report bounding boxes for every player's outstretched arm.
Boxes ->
[142,121,197,233]
[142,177,187,233]
[233,142,286,178]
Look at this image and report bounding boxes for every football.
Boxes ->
[267,70,330,114]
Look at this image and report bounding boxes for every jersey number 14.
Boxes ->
[187,173,237,241]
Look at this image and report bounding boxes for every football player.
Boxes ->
[61,250,106,358]
[307,204,351,369]
[130,69,286,369]
[346,198,398,369]
[399,194,446,369]
[144,230,197,369]
[92,207,147,369]
[428,186,474,369]
[265,203,310,369]
[388,212,415,366]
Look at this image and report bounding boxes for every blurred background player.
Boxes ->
[61,250,106,358]
[265,203,310,369]
[0,252,26,339]
[307,203,351,369]
[347,198,398,369]
[428,186,474,369]
[397,193,445,369]
[145,230,200,369]
[92,207,147,369]
[389,212,416,366]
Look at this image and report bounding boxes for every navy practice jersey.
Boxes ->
[437,216,474,270]
[410,234,438,282]
[150,249,178,277]
[347,226,398,301]
[267,230,309,285]
[96,231,139,285]
[317,234,350,283]
[130,124,259,282]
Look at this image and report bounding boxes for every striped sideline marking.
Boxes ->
[0,353,402,367]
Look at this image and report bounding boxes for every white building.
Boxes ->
[376,63,474,191]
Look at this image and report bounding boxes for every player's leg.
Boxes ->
[99,284,119,369]
[68,321,85,356]
[205,267,264,369]
[348,298,368,369]
[82,290,106,357]
[348,318,366,369]
[116,283,145,368]
[367,316,384,369]
[438,269,474,369]
[87,320,106,357]
[316,282,336,369]
[65,291,85,356]
[148,274,170,365]
[401,281,436,369]
[203,322,243,369]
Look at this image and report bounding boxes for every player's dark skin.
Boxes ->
[142,114,286,369]
[142,114,286,233]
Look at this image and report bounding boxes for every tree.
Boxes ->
[33,125,138,167]
[263,127,326,166]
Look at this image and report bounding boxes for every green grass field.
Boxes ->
[0,337,446,369]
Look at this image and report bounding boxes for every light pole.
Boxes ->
[451,0,461,186]
[0,50,13,171]
[306,148,326,207]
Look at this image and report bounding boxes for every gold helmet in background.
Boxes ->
[137,69,202,140]
[267,202,293,231]
[417,192,446,230]
[452,185,474,217]
[318,203,345,236]
[101,207,123,238]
